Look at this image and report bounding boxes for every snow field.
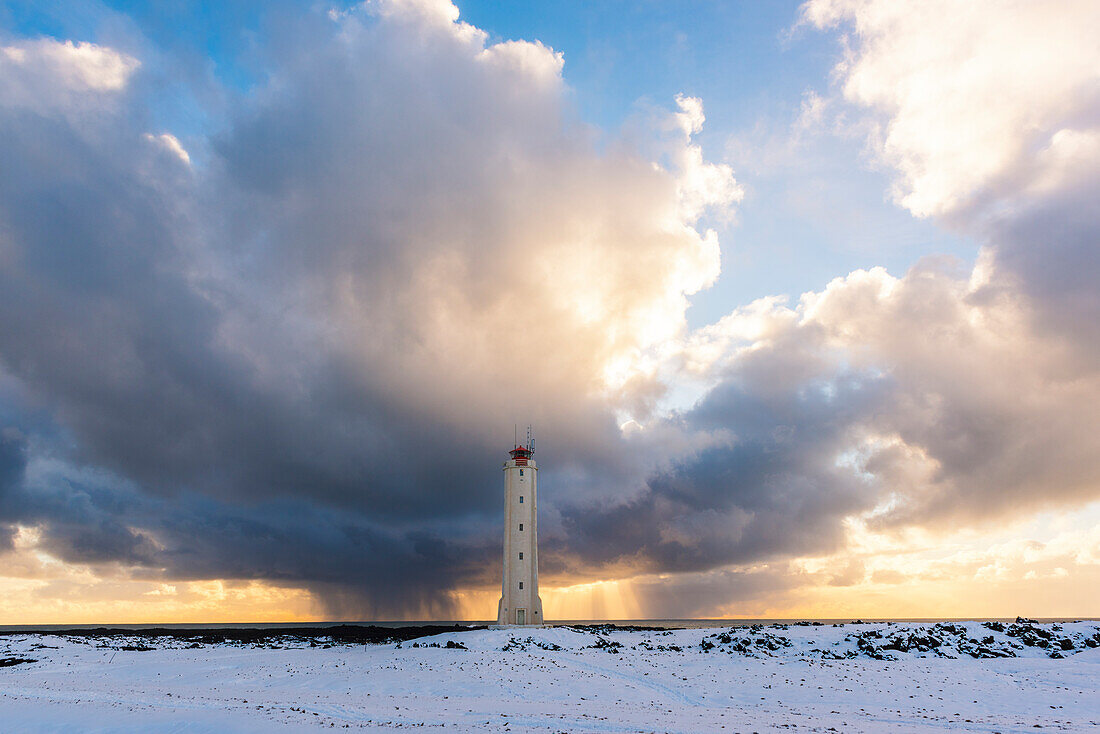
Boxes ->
[1,622,1098,732]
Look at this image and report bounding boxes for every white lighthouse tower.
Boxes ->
[497,433,543,626]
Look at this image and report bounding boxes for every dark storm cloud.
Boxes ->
[561,369,888,575]
[0,419,504,616]
[0,23,519,614]
[0,431,24,489]
[0,82,529,521]
[628,566,803,619]
[987,182,1100,368]
[0,6,632,501]
[0,431,27,550]
[0,7,677,616]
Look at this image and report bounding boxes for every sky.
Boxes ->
[0,0,1097,623]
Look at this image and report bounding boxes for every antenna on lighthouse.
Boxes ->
[527,425,533,453]
[514,424,517,450]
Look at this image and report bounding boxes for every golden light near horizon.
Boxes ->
[4,497,1097,625]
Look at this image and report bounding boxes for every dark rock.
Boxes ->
[0,624,487,647]
[586,637,624,653]
[0,657,35,667]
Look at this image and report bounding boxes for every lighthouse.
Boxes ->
[497,435,543,626]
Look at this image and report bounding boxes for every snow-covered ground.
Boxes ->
[2,621,1099,732]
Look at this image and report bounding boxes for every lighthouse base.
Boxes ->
[497,596,544,626]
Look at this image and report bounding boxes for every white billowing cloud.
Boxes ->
[582,246,1100,588]
[801,0,1100,217]
[574,0,1100,606]
[478,40,564,89]
[0,38,139,114]
[1028,127,1100,197]
[595,95,743,405]
[2,38,137,90]
[368,0,465,30]
[694,252,1100,526]
[701,0,1099,536]
[212,0,739,452]
[670,95,744,224]
[143,133,191,165]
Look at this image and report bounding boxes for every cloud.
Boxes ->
[0,430,26,551]
[566,0,1100,592]
[1,38,138,91]
[0,0,1098,620]
[144,132,191,165]
[0,38,139,116]
[576,0,1100,573]
[669,94,744,223]
[800,0,1100,219]
[561,365,886,575]
[567,249,1100,577]
[625,565,802,619]
[0,2,742,615]
[795,0,1100,423]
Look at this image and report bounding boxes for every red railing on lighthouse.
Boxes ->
[509,446,532,466]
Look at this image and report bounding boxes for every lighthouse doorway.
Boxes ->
[516,609,526,625]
